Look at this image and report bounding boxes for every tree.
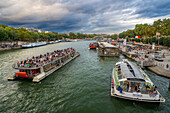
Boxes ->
[159,36,164,45]
[0,27,8,41]
[0,24,8,28]
[111,34,118,40]
[38,33,45,41]
[69,32,76,39]
[18,31,32,41]
[119,31,127,38]
[30,32,39,41]
[163,36,170,47]
[5,27,18,41]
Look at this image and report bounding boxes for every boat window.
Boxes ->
[131,82,136,87]
[120,81,126,89]
[118,75,122,79]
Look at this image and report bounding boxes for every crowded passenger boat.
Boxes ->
[8,48,80,82]
[88,42,99,49]
[111,59,165,102]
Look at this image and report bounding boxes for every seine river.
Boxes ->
[0,41,169,113]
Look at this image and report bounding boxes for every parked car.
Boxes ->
[155,56,164,62]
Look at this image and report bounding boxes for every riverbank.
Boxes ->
[0,46,22,51]
[148,66,170,78]
[0,39,85,52]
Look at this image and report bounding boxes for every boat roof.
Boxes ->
[120,61,145,82]
[99,42,118,48]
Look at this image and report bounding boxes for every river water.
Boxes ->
[0,41,169,113]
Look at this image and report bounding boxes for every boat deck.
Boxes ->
[8,52,80,82]
[33,52,80,82]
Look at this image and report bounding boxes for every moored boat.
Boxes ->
[22,42,47,48]
[111,59,165,102]
[48,40,63,44]
[88,42,99,49]
[8,48,80,82]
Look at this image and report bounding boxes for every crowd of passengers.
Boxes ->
[117,83,158,95]
[17,48,75,68]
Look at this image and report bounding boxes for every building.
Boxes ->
[20,27,43,33]
[45,31,52,33]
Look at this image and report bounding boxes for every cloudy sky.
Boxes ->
[0,0,169,34]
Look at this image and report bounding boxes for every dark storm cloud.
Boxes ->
[134,0,170,18]
[0,0,169,33]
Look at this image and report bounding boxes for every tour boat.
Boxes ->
[111,59,165,102]
[22,42,47,48]
[48,40,63,44]
[88,42,99,49]
[8,48,80,82]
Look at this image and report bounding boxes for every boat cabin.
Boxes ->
[98,42,119,56]
[115,60,154,94]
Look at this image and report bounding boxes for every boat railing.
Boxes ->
[116,83,158,95]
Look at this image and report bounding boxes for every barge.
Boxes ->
[98,42,119,57]
[22,42,47,48]
[8,48,80,82]
[111,59,165,102]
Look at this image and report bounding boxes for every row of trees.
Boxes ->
[119,18,170,47]
[0,24,97,42]
[119,19,170,38]
[103,34,118,40]
[128,36,170,47]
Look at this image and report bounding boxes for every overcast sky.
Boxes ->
[0,0,169,34]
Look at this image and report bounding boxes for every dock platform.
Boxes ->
[148,66,170,78]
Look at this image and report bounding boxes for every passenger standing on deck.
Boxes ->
[135,85,137,91]
[17,62,20,67]
[128,86,131,92]
[146,84,150,91]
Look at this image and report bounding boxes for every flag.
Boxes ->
[134,36,141,39]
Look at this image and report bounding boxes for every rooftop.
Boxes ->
[100,42,118,48]
[120,60,145,82]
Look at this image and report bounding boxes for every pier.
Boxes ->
[119,43,170,78]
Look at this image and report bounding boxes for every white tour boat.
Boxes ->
[22,42,47,48]
[111,59,165,102]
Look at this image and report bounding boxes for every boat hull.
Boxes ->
[111,87,165,103]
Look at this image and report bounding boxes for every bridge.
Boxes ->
[93,36,104,41]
